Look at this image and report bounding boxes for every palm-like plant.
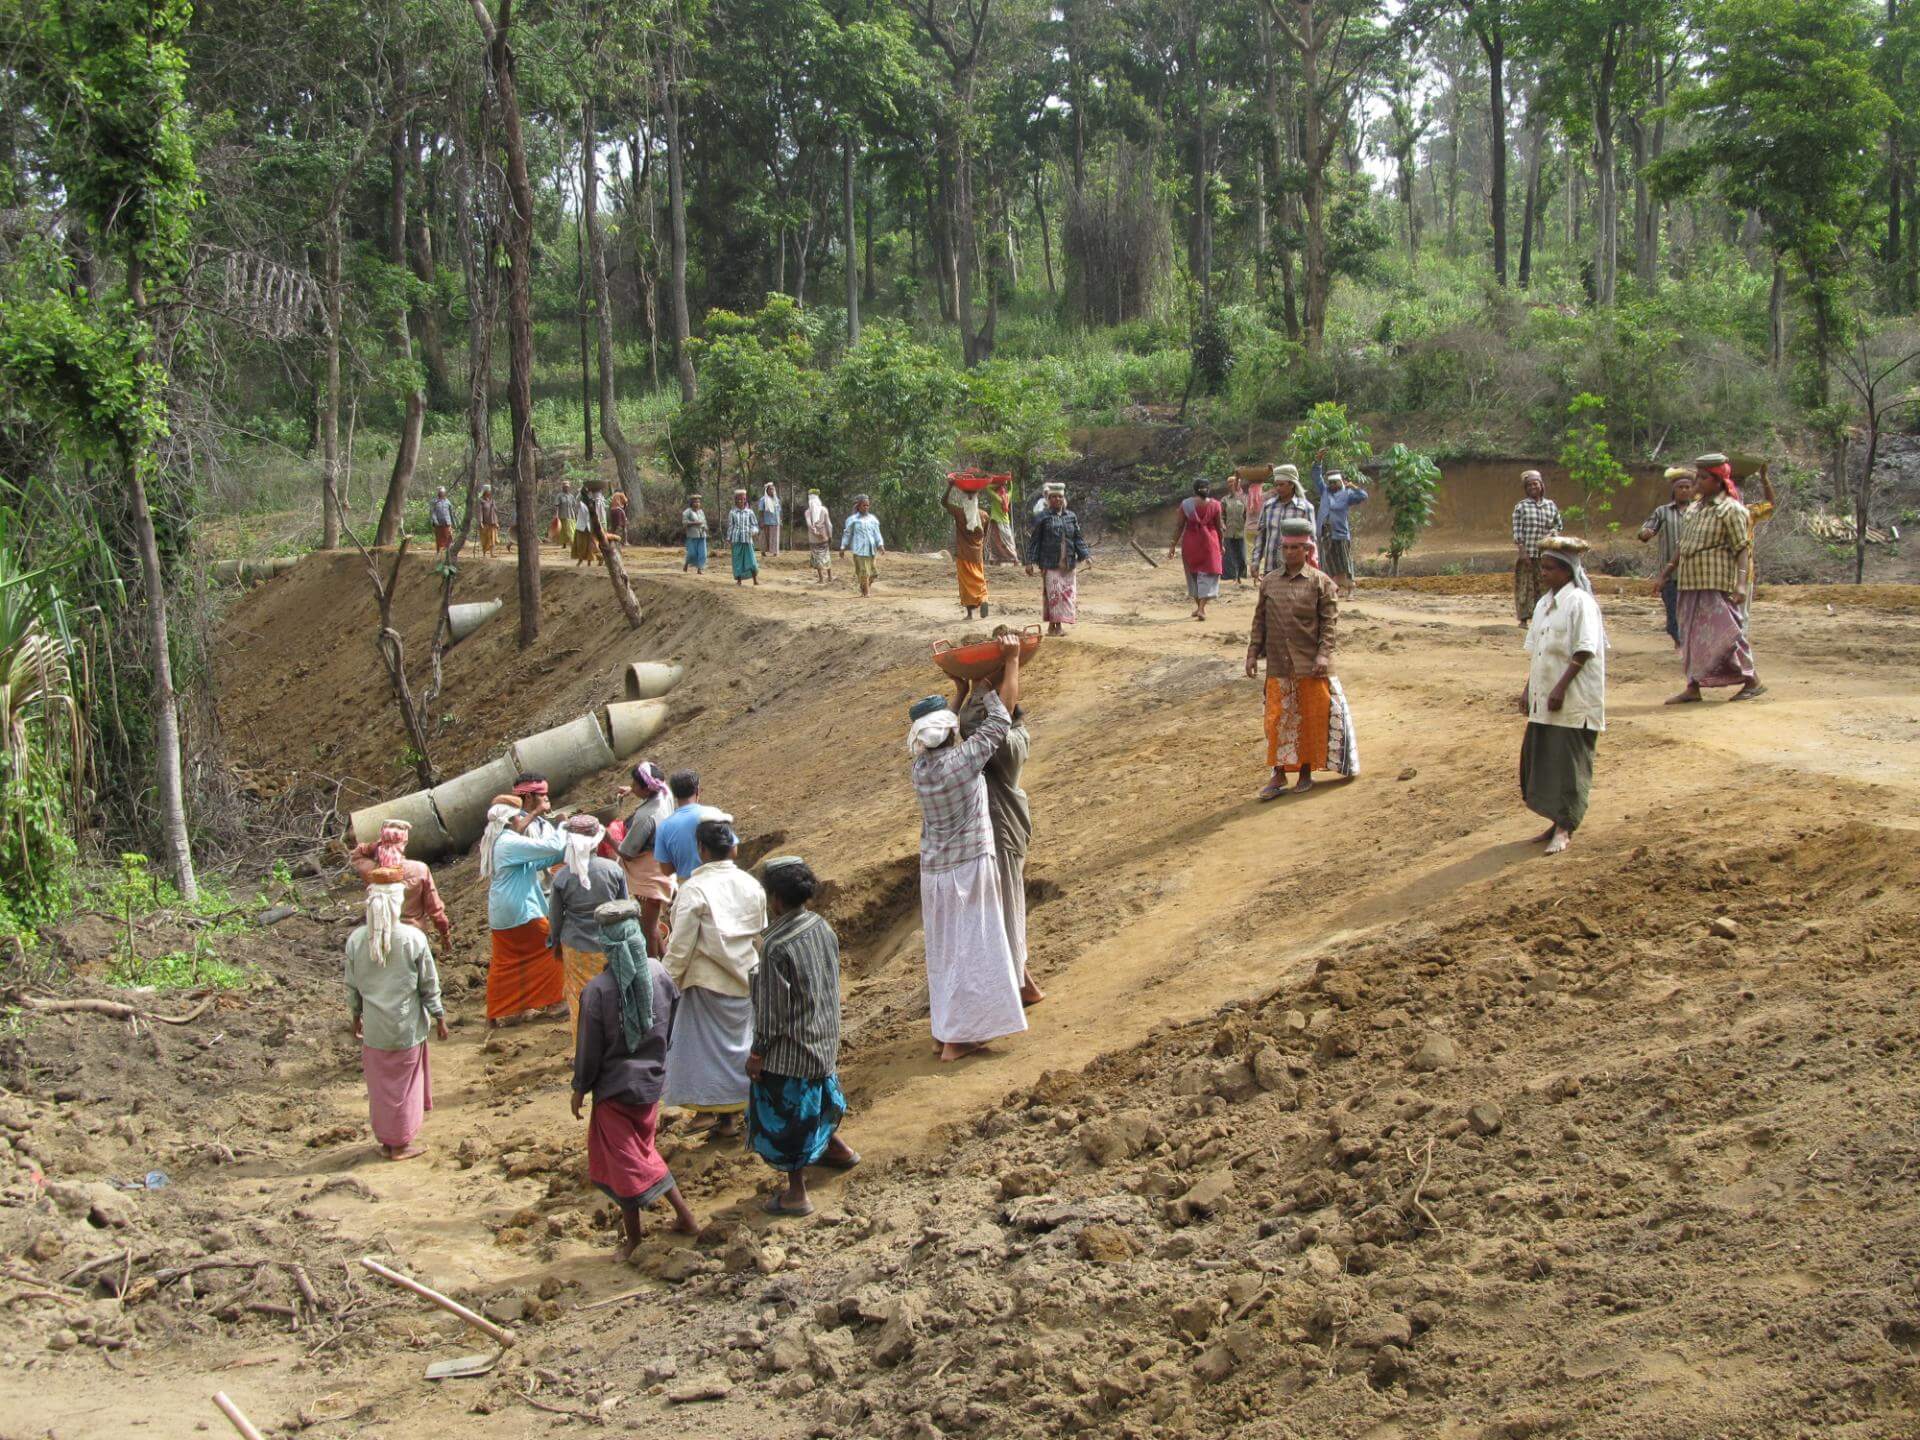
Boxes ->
[0,526,90,908]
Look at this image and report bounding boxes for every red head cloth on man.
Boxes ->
[512,778,549,799]
[373,818,411,870]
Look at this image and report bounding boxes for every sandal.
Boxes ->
[1729,684,1768,702]
[818,1150,862,1172]
[1257,780,1289,802]
[763,1194,815,1218]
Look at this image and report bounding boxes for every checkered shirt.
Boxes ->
[1253,493,1320,573]
[911,692,1009,872]
[725,506,759,545]
[1511,497,1563,558]
[1675,496,1751,595]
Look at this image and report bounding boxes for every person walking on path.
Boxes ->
[1026,482,1090,636]
[653,771,726,882]
[552,487,576,550]
[571,898,699,1258]
[727,489,761,586]
[608,491,628,548]
[943,481,992,620]
[1251,465,1316,578]
[348,821,451,953]
[662,819,768,1139]
[615,761,677,956]
[1317,469,1368,599]
[804,490,834,584]
[1169,479,1225,622]
[682,494,709,574]
[1219,475,1250,587]
[1510,470,1562,626]
[1654,458,1764,704]
[1242,470,1266,572]
[840,495,885,597]
[748,857,859,1218]
[757,482,782,557]
[907,635,1029,1063]
[549,814,632,1026]
[344,871,447,1161]
[477,485,499,557]
[428,487,456,562]
[571,487,603,567]
[985,479,1021,566]
[1638,468,1695,646]
[956,667,1046,1008]
[1247,519,1360,799]
[1520,536,1606,856]
[481,799,568,1034]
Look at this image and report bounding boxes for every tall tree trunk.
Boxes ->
[660,24,696,403]
[574,199,594,459]
[862,165,876,303]
[375,118,427,546]
[1253,151,1268,297]
[321,207,343,549]
[1481,26,1507,285]
[844,134,860,342]
[583,97,641,513]
[1768,255,1786,372]
[1260,6,1301,341]
[1518,108,1545,289]
[407,123,454,411]
[1889,0,1903,287]
[933,151,959,322]
[125,255,197,903]
[470,0,542,646]
[1034,167,1056,296]
[454,120,493,498]
[1592,27,1621,306]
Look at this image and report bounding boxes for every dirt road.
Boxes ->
[4,540,1917,1439]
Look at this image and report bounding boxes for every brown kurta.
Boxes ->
[1248,565,1340,676]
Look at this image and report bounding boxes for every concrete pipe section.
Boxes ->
[510,714,617,797]
[345,701,660,864]
[427,753,519,850]
[211,556,300,587]
[446,599,503,644]
[347,788,453,857]
[605,699,667,757]
[622,661,685,701]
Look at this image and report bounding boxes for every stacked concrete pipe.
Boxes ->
[345,660,684,860]
[210,556,300,587]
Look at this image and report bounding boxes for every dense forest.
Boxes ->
[2,0,1918,920]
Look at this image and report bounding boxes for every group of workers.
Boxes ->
[1169,465,1368,622]
[342,764,859,1245]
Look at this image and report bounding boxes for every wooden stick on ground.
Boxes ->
[13,994,215,1025]
[212,1392,267,1440]
[1127,536,1161,568]
[358,1258,516,1348]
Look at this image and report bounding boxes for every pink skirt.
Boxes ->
[621,851,676,904]
[588,1099,673,1210]
[1042,567,1078,625]
[1678,589,1756,688]
[363,1043,432,1149]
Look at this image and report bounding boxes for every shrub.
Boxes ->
[1376,443,1442,574]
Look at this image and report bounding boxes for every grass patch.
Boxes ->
[106,947,254,991]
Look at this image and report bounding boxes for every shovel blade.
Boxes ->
[425,1352,500,1381]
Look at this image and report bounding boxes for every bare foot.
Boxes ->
[613,1240,637,1264]
[1664,688,1703,705]
[1020,978,1047,1007]
[387,1143,426,1162]
[1544,828,1571,856]
[939,1041,988,1062]
[669,1213,700,1235]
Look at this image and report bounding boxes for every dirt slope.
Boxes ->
[2,539,1917,1439]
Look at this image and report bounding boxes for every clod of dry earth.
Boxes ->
[2,541,1918,1440]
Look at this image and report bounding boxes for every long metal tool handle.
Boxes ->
[212,1393,266,1440]
[359,1257,517,1348]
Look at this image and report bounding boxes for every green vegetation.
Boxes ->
[1556,394,1634,532]
[106,943,253,992]
[1376,445,1443,575]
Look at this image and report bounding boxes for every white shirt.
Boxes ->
[1525,583,1606,732]
[663,859,767,998]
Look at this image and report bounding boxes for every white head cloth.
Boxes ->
[364,882,407,965]
[478,803,520,878]
[908,709,960,758]
[562,819,605,885]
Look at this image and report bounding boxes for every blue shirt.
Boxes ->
[487,829,566,930]
[1318,485,1368,540]
[655,803,724,882]
[726,507,759,545]
[840,513,884,556]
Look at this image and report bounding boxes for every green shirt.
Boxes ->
[345,923,444,1051]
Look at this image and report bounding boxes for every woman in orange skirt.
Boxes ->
[480,798,567,1031]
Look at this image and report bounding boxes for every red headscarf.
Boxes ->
[1702,460,1740,503]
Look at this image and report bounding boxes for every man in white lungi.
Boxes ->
[907,635,1029,1062]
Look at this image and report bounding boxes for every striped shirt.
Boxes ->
[912,691,1009,872]
[751,910,842,1079]
[1641,500,1687,570]
[1252,492,1318,573]
[1676,495,1750,595]
[725,506,759,545]
[1511,497,1562,557]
